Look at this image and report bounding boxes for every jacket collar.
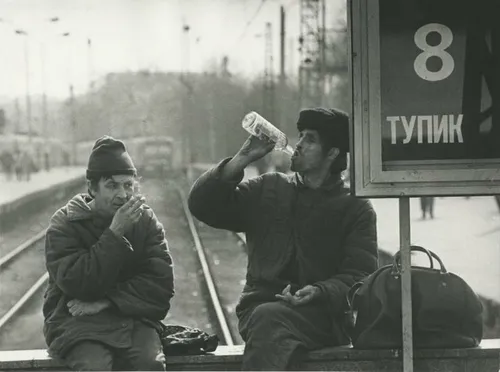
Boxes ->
[66,194,97,222]
[290,172,345,192]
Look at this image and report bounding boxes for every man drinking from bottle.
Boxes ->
[188,107,378,370]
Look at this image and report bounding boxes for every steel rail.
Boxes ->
[0,230,49,331]
[173,183,235,346]
[0,272,49,330]
[0,229,47,269]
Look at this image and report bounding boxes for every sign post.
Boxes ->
[399,197,413,371]
[348,0,498,370]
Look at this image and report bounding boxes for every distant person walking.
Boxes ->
[0,150,14,181]
[420,196,435,219]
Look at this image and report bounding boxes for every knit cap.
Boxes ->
[86,135,136,178]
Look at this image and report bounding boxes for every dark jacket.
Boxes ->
[188,159,378,326]
[43,194,174,357]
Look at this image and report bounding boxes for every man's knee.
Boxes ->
[124,322,165,371]
[253,301,292,321]
[64,341,113,371]
[247,302,295,337]
[126,350,165,371]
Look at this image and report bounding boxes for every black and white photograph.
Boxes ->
[0,0,498,371]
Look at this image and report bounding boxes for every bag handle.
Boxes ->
[392,245,448,274]
[393,245,433,270]
[425,249,447,273]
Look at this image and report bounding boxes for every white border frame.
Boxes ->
[348,0,500,197]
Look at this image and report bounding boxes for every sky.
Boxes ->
[0,0,344,99]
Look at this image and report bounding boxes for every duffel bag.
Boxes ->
[345,245,483,349]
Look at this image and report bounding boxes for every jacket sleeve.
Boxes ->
[314,199,378,315]
[106,209,174,321]
[188,158,263,232]
[45,210,132,301]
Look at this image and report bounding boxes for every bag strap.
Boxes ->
[346,281,364,310]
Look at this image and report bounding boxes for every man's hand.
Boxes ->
[109,195,146,237]
[275,284,321,306]
[221,135,276,181]
[67,299,112,316]
[236,135,276,164]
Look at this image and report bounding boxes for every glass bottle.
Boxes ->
[242,111,294,156]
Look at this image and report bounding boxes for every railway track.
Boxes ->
[0,230,48,331]
[172,183,238,346]
[0,178,246,350]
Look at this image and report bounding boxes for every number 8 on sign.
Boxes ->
[414,23,455,82]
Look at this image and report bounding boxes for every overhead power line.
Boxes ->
[229,0,267,50]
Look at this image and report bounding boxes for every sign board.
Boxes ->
[348,0,500,197]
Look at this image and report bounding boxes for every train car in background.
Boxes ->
[127,136,174,177]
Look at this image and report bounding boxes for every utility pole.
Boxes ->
[208,76,216,163]
[87,38,94,93]
[263,22,275,125]
[288,37,295,78]
[255,22,276,175]
[24,37,32,143]
[298,0,326,109]
[279,6,286,131]
[69,84,76,165]
[41,42,48,141]
[181,22,192,167]
[14,98,20,134]
[15,31,32,142]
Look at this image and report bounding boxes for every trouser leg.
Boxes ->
[116,320,165,371]
[420,198,427,218]
[63,340,114,371]
[238,300,335,371]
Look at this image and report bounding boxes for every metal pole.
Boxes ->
[280,6,285,84]
[279,6,286,131]
[87,38,93,93]
[181,23,192,166]
[320,0,326,106]
[23,36,32,144]
[70,84,76,165]
[208,82,216,163]
[399,197,413,372]
[14,98,20,134]
[41,42,48,140]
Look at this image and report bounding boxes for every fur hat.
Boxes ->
[296,108,350,153]
[86,136,136,178]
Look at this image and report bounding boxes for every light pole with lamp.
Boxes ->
[13,29,31,144]
[40,17,61,153]
[2,17,61,141]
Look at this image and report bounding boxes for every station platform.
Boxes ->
[0,167,86,231]
[0,167,85,209]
